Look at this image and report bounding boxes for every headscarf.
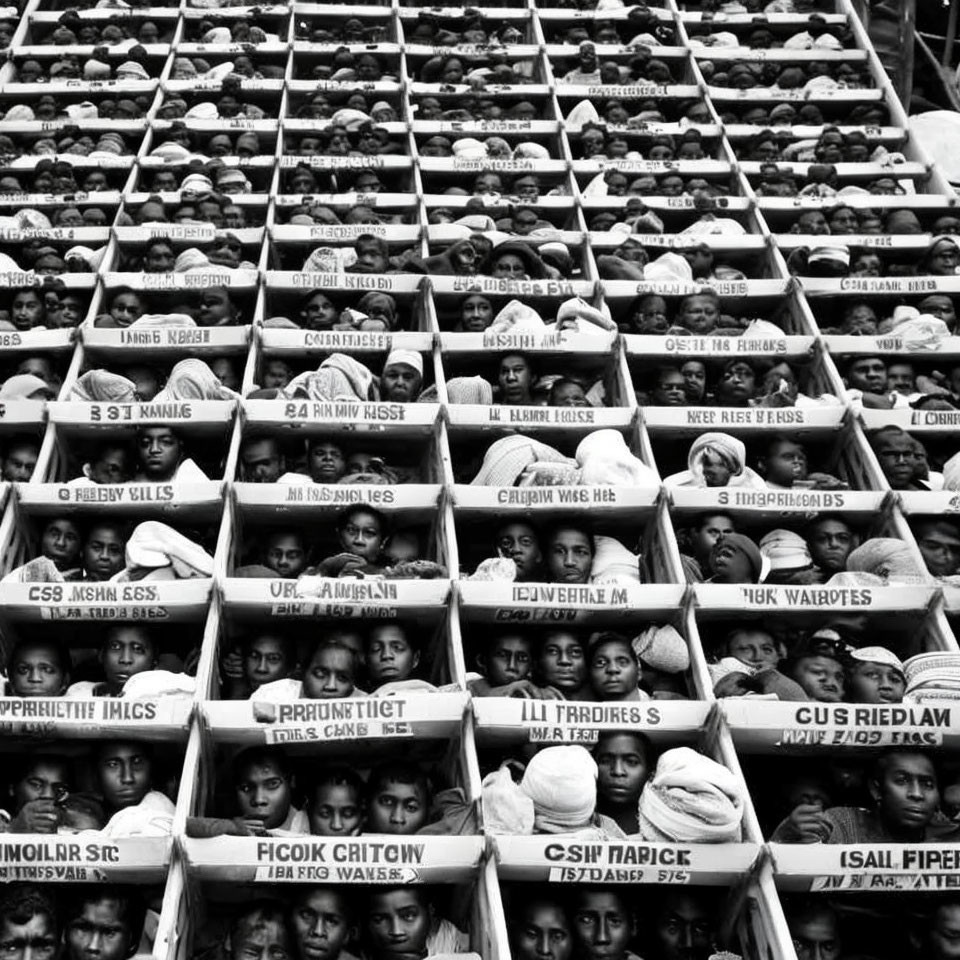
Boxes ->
[70,370,137,403]
[576,430,658,489]
[520,746,597,833]
[153,359,238,402]
[471,435,574,486]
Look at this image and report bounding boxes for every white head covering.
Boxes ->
[520,746,597,832]
[383,350,423,377]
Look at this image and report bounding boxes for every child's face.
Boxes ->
[791,655,844,703]
[848,661,905,705]
[589,641,639,700]
[366,891,430,957]
[12,292,44,330]
[42,519,81,569]
[10,643,68,697]
[302,647,356,700]
[110,293,144,327]
[264,535,307,579]
[365,779,428,834]
[308,783,362,836]
[485,636,532,686]
[262,360,292,390]
[90,448,131,485]
[763,440,808,486]
[727,630,779,669]
[235,759,292,829]
[245,636,292,690]
[367,627,418,686]
[101,628,156,687]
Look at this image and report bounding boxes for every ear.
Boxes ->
[412,651,421,669]
[867,774,881,806]
[475,653,487,671]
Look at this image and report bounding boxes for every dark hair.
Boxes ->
[232,747,291,783]
[365,762,430,805]
[0,884,59,933]
[587,631,637,664]
[63,886,146,952]
[230,901,292,953]
[307,766,365,805]
[9,638,70,676]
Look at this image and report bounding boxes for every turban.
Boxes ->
[843,538,928,585]
[556,297,617,333]
[217,169,250,189]
[70,370,137,403]
[759,529,812,572]
[520,746,597,832]
[116,61,149,80]
[124,521,214,579]
[446,376,493,405]
[174,248,211,272]
[17,209,51,231]
[153,359,238,402]
[0,375,52,400]
[591,535,641,584]
[65,246,106,271]
[4,105,34,121]
[171,58,197,78]
[181,173,214,193]
[283,354,375,403]
[576,430,658,489]
[488,299,545,335]
[383,349,423,377]
[638,747,745,844]
[849,646,904,678]
[84,59,112,79]
[688,433,744,484]
[565,100,600,127]
[185,102,219,120]
[471,435,574,487]
[632,624,689,674]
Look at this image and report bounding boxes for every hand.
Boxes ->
[784,803,831,843]
[221,648,244,680]
[233,817,269,837]
[806,472,849,491]
[9,799,59,834]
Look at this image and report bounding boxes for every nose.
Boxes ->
[390,806,406,825]
[536,932,551,957]
[252,787,268,807]
[323,675,338,692]
[313,919,327,939]
[88,932,103,954]
[119,648,133,665]
[120,762,134,785]
[390,916,404,938]
[596,919,611,946]
[611,759,626,778]
[331,809,343,831]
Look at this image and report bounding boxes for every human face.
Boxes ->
[700,451,732,487]
[199,288,235,326]
[929,904,960,960]
[917,526,960,577]
[842,304,877,335]
[338,511,383,562]
[595,733,648,807]
[828,208,858,234]
[13,759,69,809]
[807,520,855,573]
[653,893,713,960]
[303,647,355,699]
[678,296,719,335]
[792,656,844,703]
[718,363,756,405]
[848,661,905,704]
[365,891,430,958]
[680,362,707,402]
[264,534,306,579]
[797,212,828,235]
[301,294,337,330]
[292,890,351,960]
[875,434,916,489]
[42,518,81,569]
[886,364,914,395]
[551,383,589,407]
[653,372,686,407]
[727,631,778,669]
[138,428,180,480]
[97,743,151,811]
[3,443,37,481]
[485,636,531,685]
[538,632,586,693]
[101,627,156,688]
[66,899,132,960]
[792,913,841,960]
[56,295,85,328]
[354,241,388,274]
[513,902,572,960]
[929,240,960,276]
[762,440,808,486]
[460,295,492,332]
[11,292,43,331]
[235,759,292,829]
[245,636,292,690]
[308,785,362,837]
[590,640,639,700]
[381,364,421,403]
[110,292,143,328]
[367,626,418,686]
[710,541,754,584]
[691,515,734,564]
[10,644,68,697]
[144,243,174,273]
[850,254,880,278]
[919,295,957,330]
[365,781,427,835]
[241,440,283,483]
[497,523,541,580]
[546,529,593,584]
[83,527,125,581]
[260,362,291,391]
[309,442,346,483]
[492,253,527,280]
[872,752,939,836]
[572,893,632,960]
[499,355,533,404]
[90,448,130,485]
[0,913,58,960]
[233,918,290,960]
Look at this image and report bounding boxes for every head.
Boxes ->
[1,438,39,482]
[95,741,152,812]
[7,640,69,698]
[307,770,364,838]
[688,514,735,566]
[544,526,594,585]
[708,534,760,585]
[82,523,126,582]
[805,517,858,574]
[724,629,779,670]
[337,508,386,563]
[846,653,905,705]
[652,367,687,407]
[10,290,44,331]
[870,426,917,490]
[570,890,635,960]
[479,634,533,686]
[549,379,590,408]
[380,360,422,404]
[459,294,493,332]
[594,732,651,810]
[136,427,182,480]
[302,640,358,700]
[229,903,292,960]
[716,360,756,406]
[537,631,587,695]
[240,436,285,484]
[588,634,640,701]
[869,749,939,837]
[290,888,354,960]
[262,530,308,579]
[498,353,535,405]
[787,902,841,960]
[364,764,429,835]
[40,517,82,570]
[758,436,809,487]
[676,294,720,335]
[0,886,60,960]
[649,891,715,960]
[306,440,347,484]
[366,623,419,688]
[108,290,144,328]
[914,519,960,577]
[511,897,573,960]
[63,890,144,960]
[496,522,542,581]
[364,888,431,960]
[233,747,294,830]
[784,654,844,704]
[352,236,390,275]
[243,634,297,692]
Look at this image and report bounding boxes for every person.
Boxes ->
[1,755,71,833]
[537,631,591,700]
[644,891,716,960]
[544,525,594,585]
[240,435,285,483]
[5,639,70,698]
[1,436,39,482]
[38,516,83,576]
[95,740,175,834]
[231,747,306,836]
[306,768,364,838]
[498,354,535,405]
[366,623,419,691]
[869,426,928,490]
[0,886,60,960]
[363,888,467,960]
[570,890,638,960]
[756,437,846,491]
[495,522,542,582]
[913,518,960,578]
[723,628,781,672]
[290,887,356,960]
[261,530,309,579]
[784,901,842,960]
[364,763,430,835]
[313,507,387,577]
[773,749,957,843]
[62,889,145,960]
[588,634,645,702]
[469,633,548,698]
[225,633,298,700]
[380,351,422,403]
[81,522,126,581]
[921,900,960,960]
[781,639,845,703]
[228,902,294,960]
[134,426,204,483]
[678,514,736,583]
[66,625,158,698]
[510,895,573,960]
[845,647,905,704]
[706,533,764,585]
[594,732,651,835]
[301,640,360,700]
[805,517,859,579]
